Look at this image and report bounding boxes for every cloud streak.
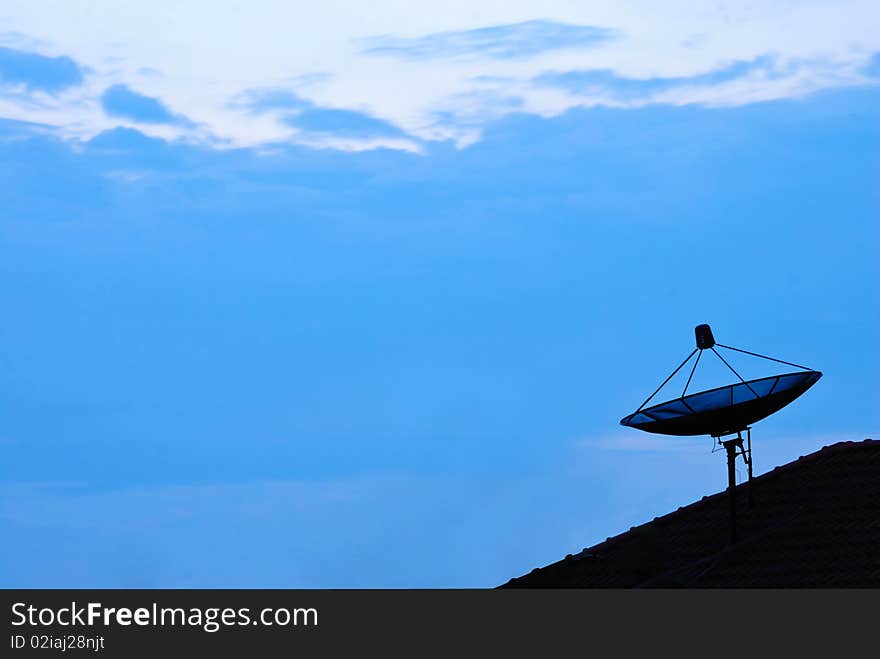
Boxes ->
[865,52,880,77]
[360,20,617,60]
[285,107,408,139]
[535,55,782,100]
[229,87,313,114]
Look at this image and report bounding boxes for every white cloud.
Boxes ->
[0,1,878,149]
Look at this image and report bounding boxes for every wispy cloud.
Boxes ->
[535,55,782,100]
[229,87,313,114]
[0,31,46,51]
[136,67,162,78]
[0,4,878,150]
[360,20,617,60]
[577,434,714,454]
[101,84,191,126]
[865,52,880,77]
[0,46,84,93]
[285,107,408,139]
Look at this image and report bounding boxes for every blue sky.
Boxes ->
[0,45,84,91]
[101,84,191,126]
[0,2,878,587]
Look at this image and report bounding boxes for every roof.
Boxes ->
[501,439,880,587]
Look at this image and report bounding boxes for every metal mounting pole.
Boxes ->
[746,428,753,509]
[721,437,741,545]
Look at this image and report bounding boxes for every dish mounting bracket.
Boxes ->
[714,427,753,544]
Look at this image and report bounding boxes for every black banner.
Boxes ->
[2,589,875,657]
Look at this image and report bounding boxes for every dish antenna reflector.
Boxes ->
[620,324,821,543]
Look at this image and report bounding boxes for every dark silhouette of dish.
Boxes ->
[620,370,822,437]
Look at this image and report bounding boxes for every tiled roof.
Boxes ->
[502,439,880,587]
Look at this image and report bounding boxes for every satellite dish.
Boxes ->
[619,324,821,544]
[620,371,822,437]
